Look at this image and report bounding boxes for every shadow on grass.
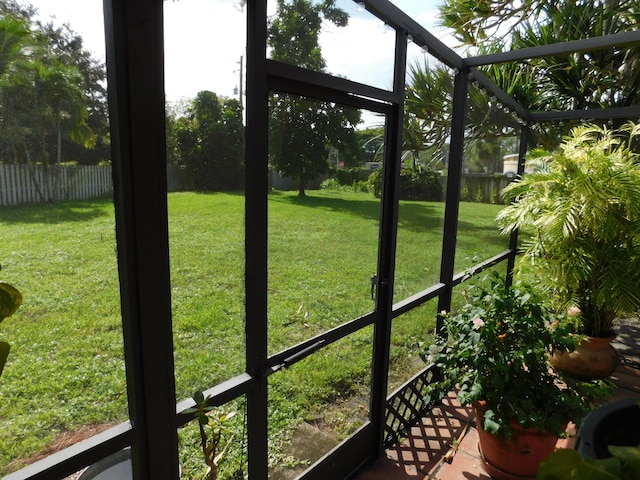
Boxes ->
[270,189,445,231]
[269,190,505,243]
[0,196,114,224]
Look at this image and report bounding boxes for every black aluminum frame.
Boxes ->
[5,1,640,479]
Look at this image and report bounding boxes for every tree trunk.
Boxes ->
[207,464,218,480]
[22,143,48,203]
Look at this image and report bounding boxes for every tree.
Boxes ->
[438,0,640,144]
[355,127,384,164]
[405,60,521,172]
[0,2,107,171]
[404,62,455,170]
[174,91,244,191]
[267,0,361,196]
[401,0,640,163]
[38,21,109,165]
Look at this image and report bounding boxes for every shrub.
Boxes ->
[368,168,442,201]
[367,168,383,197]
[333,167,366,186]
[320,178,341,190]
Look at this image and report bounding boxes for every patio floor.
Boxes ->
[356,332,640,480]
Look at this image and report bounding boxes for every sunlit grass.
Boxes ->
[0,190,505,477]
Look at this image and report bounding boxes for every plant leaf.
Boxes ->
[0,283,22,322]
[0,341,10,377]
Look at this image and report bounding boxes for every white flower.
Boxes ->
[472,317,485,329]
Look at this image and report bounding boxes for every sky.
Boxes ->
[22,0,455,111]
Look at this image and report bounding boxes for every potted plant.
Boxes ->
[497,122,640,378]
[537,398,640,479]
[538,446,640,480]
[424,273,610,480]
[0,264,22,377]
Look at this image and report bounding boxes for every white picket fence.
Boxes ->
[0,164,113,206]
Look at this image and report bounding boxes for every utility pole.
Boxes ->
[238,55,243,110]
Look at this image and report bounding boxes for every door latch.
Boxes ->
[371,274,388,301]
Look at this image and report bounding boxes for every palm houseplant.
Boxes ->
[497,122,640,378]
[424,273,610,480]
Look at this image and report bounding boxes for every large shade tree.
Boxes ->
[268,0,361,196]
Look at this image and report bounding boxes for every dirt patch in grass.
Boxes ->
[8,422,119,478]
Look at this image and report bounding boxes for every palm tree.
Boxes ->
[0,15,95,201]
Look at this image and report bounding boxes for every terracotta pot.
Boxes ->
[474,402,559,480]
[551,335,618,380]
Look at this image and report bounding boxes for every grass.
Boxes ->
[0,189,506,478]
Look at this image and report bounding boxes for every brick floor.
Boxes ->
[356,362,640,480]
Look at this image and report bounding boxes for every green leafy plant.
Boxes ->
[184,391,236,480]
[497,122,640,337]
[424,272,610,438]
[538,446,640,479]
[368,167,442,201]
[0,264,22,377]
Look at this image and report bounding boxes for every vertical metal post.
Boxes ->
[505,122,530,288]
[370,29,407,458]
[103,0,179,479]
[245,0,269,478]
[436,67,469,333]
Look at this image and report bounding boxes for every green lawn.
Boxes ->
[0,190,506,478]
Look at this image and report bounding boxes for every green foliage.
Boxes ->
[0,5,106,172]
[400,168,443,201]
[368,168,442,201]
[460,184,471,201]
[332,167,366,186]
[356,127,384,163]
[497,122,640,337]
[538,446,640,480]
[267,0,361,196]
[319,178,341,190]
[439,0,640,148]
[183,391,236,480]
[405,62,453,170]
[38,21,109,165]
[367,168,383,197]
[174,91,244,191]
[489,188,498,204]
[474,185,484,203]
[424,272,611,439]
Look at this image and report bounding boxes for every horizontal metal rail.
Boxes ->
[363,0,463,69]
[4,423,134,480]
[530,104,640,121]
[464,30,640,67]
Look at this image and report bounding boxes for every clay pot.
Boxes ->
[551,335,618,380]
[474,402,560,480]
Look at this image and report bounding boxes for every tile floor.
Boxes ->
[356,363,640,480]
